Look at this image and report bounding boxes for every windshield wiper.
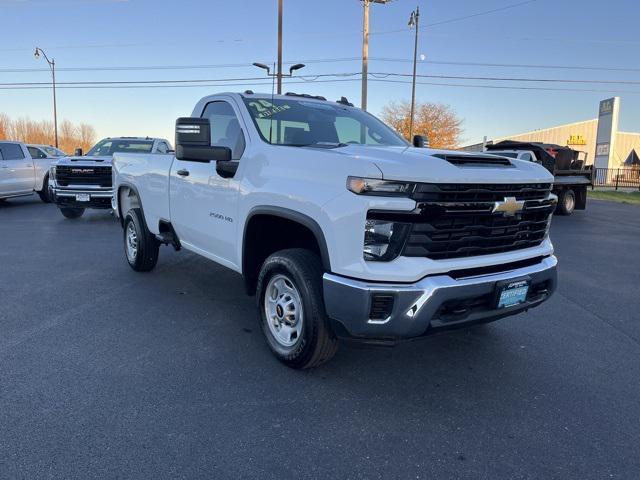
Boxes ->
[301,142,348,149]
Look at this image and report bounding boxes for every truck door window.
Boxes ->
[28,147,46,159]
[0,143,25,160]
[156,142,168,154]
[520,153,532,161]
[202,101,246,160]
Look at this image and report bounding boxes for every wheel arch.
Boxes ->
[242,206,331,295]
[117,182,144,227]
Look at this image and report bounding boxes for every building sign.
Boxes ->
[594,97,620,169]
[596,143,610,156]
[567,135,587,146]
[599,98,615,115]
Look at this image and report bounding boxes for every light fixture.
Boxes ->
[289,63,305,75]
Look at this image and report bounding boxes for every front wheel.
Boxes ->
[256,248,338,369]
[37,175,52,203]
[557,189,575,216]
[123,208,159,272]
[60,207,84,219]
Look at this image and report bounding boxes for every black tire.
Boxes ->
[60,207,85,219]
[37,175,52,203]
[256,248,338,369]
[123,208,159,272]
[557,189,575,216]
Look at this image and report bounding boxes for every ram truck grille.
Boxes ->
[55,166,112,188]
[402,183,554,260]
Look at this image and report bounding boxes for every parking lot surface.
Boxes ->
[1,197,639,479]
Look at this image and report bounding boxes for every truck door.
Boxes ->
[0,143,34,195]
[170,100,245,269]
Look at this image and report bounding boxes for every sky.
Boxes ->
[1,0,639,146]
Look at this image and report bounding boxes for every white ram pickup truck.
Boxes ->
[0,141,54,203]
[113,92,558,369]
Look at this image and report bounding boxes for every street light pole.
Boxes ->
[408,6,420,140]
[277,0,283,94]
[34,47,58,148]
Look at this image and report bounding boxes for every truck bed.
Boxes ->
[112,152,175,234]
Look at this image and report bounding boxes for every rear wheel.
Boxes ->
[60,207,84,219]
[256,248,338,369]
[557,189,575,216]
[123,208,159,272]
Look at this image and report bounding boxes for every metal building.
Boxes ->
[462,97,640,168]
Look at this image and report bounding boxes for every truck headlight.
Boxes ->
[364,219,411,261]
[50,166,56,179]
[545,193,557,238]
[347,177,415,197]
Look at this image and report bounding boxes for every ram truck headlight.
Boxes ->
[347,177,415,197]
[364,219,411,261]
[50,166,56,179]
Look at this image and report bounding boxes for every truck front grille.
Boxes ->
[402,183,554,260]
[55,166,112,188]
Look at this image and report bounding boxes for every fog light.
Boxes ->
[363,219,410,261]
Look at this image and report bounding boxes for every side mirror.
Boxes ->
[74,148,83,156]
[175,117,231,162]
[413,135,429,148]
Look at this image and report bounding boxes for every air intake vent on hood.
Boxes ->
[433,154,512,167]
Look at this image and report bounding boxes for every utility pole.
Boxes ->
[408,6,420,140]
[361,0,370,110]
[277,0,283,94]
[360,0,390,111]
[34,47,58,148]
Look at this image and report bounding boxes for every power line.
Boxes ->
[3,57,639,75]
[1,76,638,96]
[2,70,640,88]
[0,58,364,74]
[369,78,640,95]
[369,72,640,86]
[369,0,539,36]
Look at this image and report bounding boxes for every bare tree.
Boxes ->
[78,123,97,151]
[0,113,97,154]
[381,100,463,149]
[0,113,10,139]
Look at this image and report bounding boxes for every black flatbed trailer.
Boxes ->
[486,141,594,215]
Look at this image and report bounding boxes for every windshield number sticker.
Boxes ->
[248,100,291,119]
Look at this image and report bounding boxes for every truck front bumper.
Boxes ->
[51,187,114,210]
[323,255,557,342]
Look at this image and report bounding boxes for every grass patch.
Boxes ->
[588,190,640,205]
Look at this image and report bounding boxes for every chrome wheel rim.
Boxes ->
[264,274,303,347]
[126,221,138,262]
[565,194,575,212]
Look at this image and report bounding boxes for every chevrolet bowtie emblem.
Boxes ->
[492,196,525,216]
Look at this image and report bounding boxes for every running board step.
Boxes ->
[155,231,181,251]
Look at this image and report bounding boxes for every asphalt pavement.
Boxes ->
[1,196,639,479]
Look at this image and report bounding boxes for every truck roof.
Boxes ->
[103,136,165,141]
[203,91,355,107]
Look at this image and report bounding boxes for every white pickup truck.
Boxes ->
[0,141,54,203]
[113,92,558,369]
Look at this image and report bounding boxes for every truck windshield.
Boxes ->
[242,97,407,147]
[42,146,67,157]
[86,139,154,156]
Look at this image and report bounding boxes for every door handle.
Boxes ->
[177,169,190,177]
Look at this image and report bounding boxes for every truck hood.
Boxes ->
[336,145,554,184]
[54,155,112,166]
